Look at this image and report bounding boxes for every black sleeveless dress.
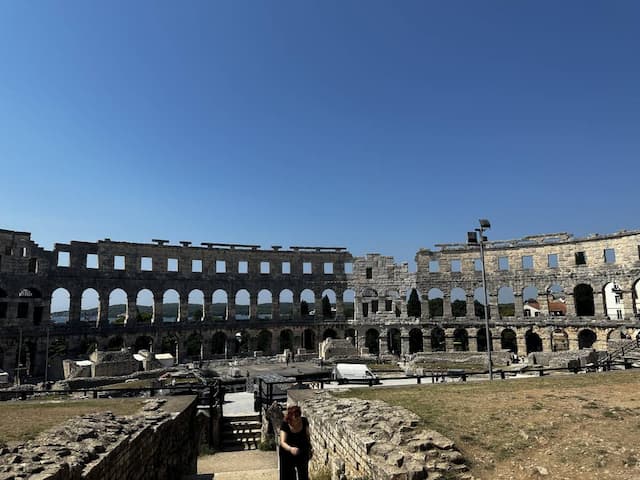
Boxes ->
[279,417,310,480]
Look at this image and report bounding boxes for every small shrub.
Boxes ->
[259,437,276,451]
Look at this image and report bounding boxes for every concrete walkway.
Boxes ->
[197,450,278,480]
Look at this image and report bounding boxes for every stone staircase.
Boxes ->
[222,414,262,451]
[606,339,640,368]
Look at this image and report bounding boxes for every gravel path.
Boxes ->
[198,450,278,479]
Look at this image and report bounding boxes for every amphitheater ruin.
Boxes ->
[1,226,640,381]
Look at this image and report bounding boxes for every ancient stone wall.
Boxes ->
[0,396,200,480]
[286,390,471,480]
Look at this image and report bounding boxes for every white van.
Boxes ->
[331,363,379,384]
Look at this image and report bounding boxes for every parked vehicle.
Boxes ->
[331,363,379,384]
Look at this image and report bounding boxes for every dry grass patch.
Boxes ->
[0,397,144,445]
[339,370,640,480]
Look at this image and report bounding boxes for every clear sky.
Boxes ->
[1,1,638,266]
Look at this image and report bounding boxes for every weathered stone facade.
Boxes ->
[0,396,200,480]
[2,227,640,380]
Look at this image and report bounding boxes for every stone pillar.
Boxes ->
[271,331,280,354]
[491,331,501,352]
[335,296,344,320]
[540,292,550,316]
[422,329,432,353]
[272,295,280,320]
[622,290,634,319]
[203,294,213,322]
[98,294,109,327]
[516,328,527,356]
[227,297,236,321]
[179,296,189,322]
[445,329,455,352]
[292,295,301,321]
[565,295,576,316]
[68,292,82,326]
[466,295,475,319]
[379,328,388,355]
[468,328,478,352]
[401,334,410,355]
[442,295,452,318]
[249,294,258,320]
[487,293,498,320]
[513,294,524,318]
[153,297,163,324]
[127,296,137,326]
[593,292,605,317]
[421,297,430,319]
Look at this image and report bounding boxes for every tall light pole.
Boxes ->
[468,219,493,380]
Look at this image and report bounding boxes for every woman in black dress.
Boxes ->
[279,405,311,480]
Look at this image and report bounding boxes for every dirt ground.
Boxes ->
[344,370,640,480]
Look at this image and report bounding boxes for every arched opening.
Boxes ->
[501,329,517,353]
[108,289,128,325]
[17,341,37,377]
[361,288,378,318]
[344,328,356,346]
[525,330,543,354]
[428,288,444,318]
[188,290,204,321]
[279,329,294,353]
[451,288,467,317]
[474,287,490,319]
[477,327,493,352]
[634,280,640,316]
[235,290,250,320]
[574,284,595,316]
[430,327,446,352]
[185,333,203,360]
[365,329,380,355]
[300,289,315,318]
[552,328,569,351]
[279,289,293,320]
[258,289,273,320]
[409,328,423,353]
[387,328,401,355]
[453,328,469,351]
[302,329,316,351]
[50,288,70,324]
[135,289,154,323]
[231,331,249,356]
[578,329,597,349]
[498,286,515,318]
[323,328,337,340]
[343,290,355,320]
[211,332,227,355]
[162,289,179,323]
[80,288,99,323]
[212,290,228,321]
[107,336,125,351]
[384,290,401,317]
[603,282,624,320]
[321,289,336,319]
[257,330,273,355]
[160,335,178,359]
[406,288,421,317]
[134,336,153,353]
[523,286,539,317]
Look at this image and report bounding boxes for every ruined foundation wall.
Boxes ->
[0,397,200,480]
[289,390,471,480]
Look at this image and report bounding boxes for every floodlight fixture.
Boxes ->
[479,219,491,229]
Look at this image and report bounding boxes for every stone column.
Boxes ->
[540,292,550,316]
[468,328,478,352]
[68,292,82,326]
[593,292,605,317]
[445,329,455,352]
[249,293,258,320]
[565,294,576,316]
[127,296,137,326]
[622,290,634,319]
[379,328,388,355]
[203,294,213,322]
[442,294,452,318]
[227,297,236,321]
[422,329,432,353]
[271,331,280,354]
[401,334,410,355]
[179,295,189,322]
[487,293,498,320]
[466,295,475,319]
[513,294,524,319]
[272,295,280,321]
[153,296,163,324]
[421,297,430,319]
[335,295,344,320]
[292,294,301,321]
[98,294,109,327]
[491,330,501,352]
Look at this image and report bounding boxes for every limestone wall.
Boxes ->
[287,390,471,480]
[0,396,200,480]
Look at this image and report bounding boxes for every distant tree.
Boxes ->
[407,289,421,317]
[428,298,443,317]
[322,295,332,318]
[451,299,467,317]
[137,311,152,323]
[192,309,203,321]
[301,300,309,316]
[498,303,515,317]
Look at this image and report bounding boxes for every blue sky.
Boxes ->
[1,1,639,265]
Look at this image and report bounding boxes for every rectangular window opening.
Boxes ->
[281,262,290,274]
[429,260,440,273]
[216,260,226,273]
[260,261,270,274]
[192,259,203,273]
[548,253,559,268]
[141,257,153,271]
[385,299,393,311]
[604,248,616,264]
[167,258,178,272]
[474,258,483,272]
[451,259,461,273]
[303,262,312,274]
[365,267,372,279]
[238,261,248,274]
[522,255,533,270]
[57,251,70,267]
[86,254,98,269]
[114,255,125,270]
[20,247,28,257]
[324,262,333,274]
[575,251,587,265]
[344,262,353,274]
[498,256,509,271]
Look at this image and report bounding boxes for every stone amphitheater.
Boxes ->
[1,227,640,381]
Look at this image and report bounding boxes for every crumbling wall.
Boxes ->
[0,397,201,480]
[287,390,471,480]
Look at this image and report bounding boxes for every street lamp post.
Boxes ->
[468,219,493,380]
